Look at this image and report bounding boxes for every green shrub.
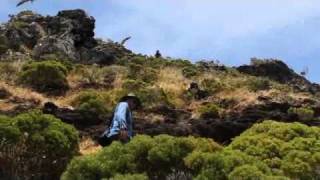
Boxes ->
[228,165,267,180]
[198,103,221,118]
[71,90,110,121]
[166,59,194,68]
[62,135,222,180]
[107,174,149,180]
[200,78,225,94]
[0,111,79,180]
[0,36,8,55]
[227,120,320,179]
[191,121,320,179]
[122,79,148,90]
[288,107,315,121]
[18,60,69,93]
[127,63,158,84]
[182,66,198,78]
[247,77,271,92]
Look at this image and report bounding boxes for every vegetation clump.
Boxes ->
[71,90,110,123]
[62,135,222,180]
[198,103,221,118]
[288,107,315,122]
[247,77,271,92]
[19,60,69,93]
[0,36,8,55]
[0,111,79,180]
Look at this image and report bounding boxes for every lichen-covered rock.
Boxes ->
[0,9,132,64]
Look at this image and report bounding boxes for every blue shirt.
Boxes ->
[106,102,133,139]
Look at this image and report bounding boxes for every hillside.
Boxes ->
[0,9,320,179]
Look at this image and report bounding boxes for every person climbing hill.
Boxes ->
[98,93,141,147]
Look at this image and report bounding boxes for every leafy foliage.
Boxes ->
[62,135,222,180]
[198,103,221,118]
[182,66,198,78]
[127,63,158,85]
[0,35,8,55]
[246,77,271,92]
[200,78,225,94]
[71,90,110,123]
[288,107,315,122]
[226,120,320,179]
[0,111,79,180]
[18,60,69,93]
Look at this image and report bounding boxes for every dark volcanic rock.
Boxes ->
[42,102,104,128]
[0,10,132,64]
[0,87,11,99]
[237,58,320,93]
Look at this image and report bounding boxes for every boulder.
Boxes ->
[0,87,11,99]
[0,9,132,64]
[237,59,320,93]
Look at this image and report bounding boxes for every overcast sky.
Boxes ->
[0,0,319,83]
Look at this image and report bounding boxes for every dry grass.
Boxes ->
[79,137,102,155]
[0,82,48,111]
[157,67,191,108]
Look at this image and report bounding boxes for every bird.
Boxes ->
[120,36,131,46]
[16,0,35,7]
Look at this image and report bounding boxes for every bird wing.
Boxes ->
[16,0,31,7]
[120,36,132,45]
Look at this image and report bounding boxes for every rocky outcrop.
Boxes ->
[0,10,132,64]
[237,58,320,93]
[42,99,320,143]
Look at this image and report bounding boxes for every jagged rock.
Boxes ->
[0,87,11,99]
[33,35,78,60]
[0,9,132,64]
[187,82,208,100]
[191,119,248,143]
[237,59,320,93]
[42,102,104,127]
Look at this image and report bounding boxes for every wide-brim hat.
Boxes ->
[119,93,142,108]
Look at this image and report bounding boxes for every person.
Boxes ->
[98,93,141,146]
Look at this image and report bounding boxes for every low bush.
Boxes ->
[62,135,222,180]
[288,107,315,121]
[62,121,320,179]
[0,111,79,180]
[200,78,225,94]
[182,66,198,78]
[127,63,158,84]
[71,90,110,122]
[247,77,271,92]
[198,103,221,119]
[107,174,149,180]
[0,36,8,55]
[18,60,69,93]
[190,121,320,179]
[226,120,320,179]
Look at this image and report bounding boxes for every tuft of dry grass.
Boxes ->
[157,67,191,108]
[79,137,102,155]
[0,82,48,111]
